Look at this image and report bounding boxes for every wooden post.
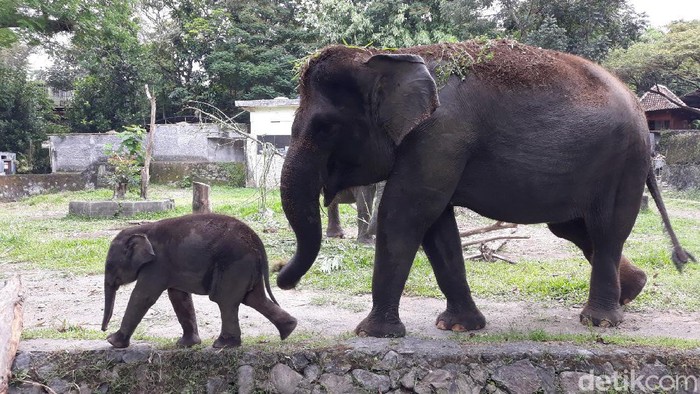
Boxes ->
[0,276,23,393]
[193,182,211,213]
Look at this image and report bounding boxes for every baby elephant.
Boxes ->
[101,213,297,348]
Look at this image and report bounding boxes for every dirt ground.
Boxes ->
[5,215,700,350]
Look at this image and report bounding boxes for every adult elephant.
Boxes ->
[277,40,693,338]
[326,184,377,244]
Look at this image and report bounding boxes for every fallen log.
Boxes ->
[0,276,23,393]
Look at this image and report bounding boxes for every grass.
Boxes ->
[3,184,700,343]
[451,328,700,350]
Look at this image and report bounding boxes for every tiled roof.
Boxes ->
[639,85,683,112]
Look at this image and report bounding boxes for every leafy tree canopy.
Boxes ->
[605,20,700,95]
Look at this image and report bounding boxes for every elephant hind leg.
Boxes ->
[167,288,201,347]
[423,206,485,332]
[547,219,647,307]
[243,282,297,340]
[326,200,345,238]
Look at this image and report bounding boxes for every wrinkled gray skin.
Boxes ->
[277,41,693,338]
[326,184,377,244]
[102,213,297,348]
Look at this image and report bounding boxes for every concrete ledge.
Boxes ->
[68,199,174,217]
[9,338,700,393]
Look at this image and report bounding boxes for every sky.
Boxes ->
[628,0,700,27]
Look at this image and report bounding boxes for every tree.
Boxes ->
[64,0,149,132]
[299,0,458,47]
[0,49,60,172]
[136,0,316,118]
[498,0,647,61]
[0,0,78,47]
[604,21,700,95]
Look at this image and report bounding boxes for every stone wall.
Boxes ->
[10,338,700,393]
[48,124,247,173]
[0,169,97,202]
[0,161,245,202]
[658,131,700,190]
[150,162,246,187]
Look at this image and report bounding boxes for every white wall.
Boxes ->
[242,103,297,188]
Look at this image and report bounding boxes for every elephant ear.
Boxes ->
[127,234,155,271]
[365,53,440,145]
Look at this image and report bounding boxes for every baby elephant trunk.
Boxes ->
[102,282,118,331]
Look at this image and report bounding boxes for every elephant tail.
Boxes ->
[646,166,696,272]
[261,249,280,306]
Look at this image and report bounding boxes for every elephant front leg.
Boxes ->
[423,206,485,332]
[108,281,163,348]
[581,243,624,327]
[355,208,426,337]
[167,288,201,347]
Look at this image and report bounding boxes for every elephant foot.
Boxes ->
[213,334,242,349]
[107,331,130,348]
[326,229,345,239]
[618,257,647,305]
[354,311,406,338]
[435,308,486,332]
[357,235,375,245]
[276,317,298,340]
[177,333,202,348]
[579,304,623,328]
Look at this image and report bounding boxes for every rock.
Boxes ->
[351,369,391,393]
[237,365,255,394]
[469,363,489,385]
[121,350,150,364]
[47,378,70,394]
[271,363,303,394]
[304,364,321,382]
[11,353,32,372]
[493,360,542,393]
[318,373,356,394]
[206,376,228,394]
[559,371,595,393]
[375,351,400,371]
[414,369,452,394]
[400,369,417,390]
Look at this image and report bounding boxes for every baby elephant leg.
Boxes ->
[209,274,248,348]
[167,288,201,347]
[213,300,242,348]
[243,283,297,340]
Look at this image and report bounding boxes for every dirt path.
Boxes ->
[7,267,700,350]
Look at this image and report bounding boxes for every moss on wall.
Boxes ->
[658,132,700,165]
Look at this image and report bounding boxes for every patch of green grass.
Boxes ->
[453,329,700,350]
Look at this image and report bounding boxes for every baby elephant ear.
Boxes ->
[365,53,440,144]
[128,234,155,270]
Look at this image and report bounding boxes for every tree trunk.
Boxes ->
[192,182,211,213]
[141,84,157,200]
[0,276,23,393]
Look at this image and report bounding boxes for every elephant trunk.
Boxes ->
[277,143,323,290]
[102,281,118,331]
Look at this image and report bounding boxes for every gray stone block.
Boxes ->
[68,200,174,217]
